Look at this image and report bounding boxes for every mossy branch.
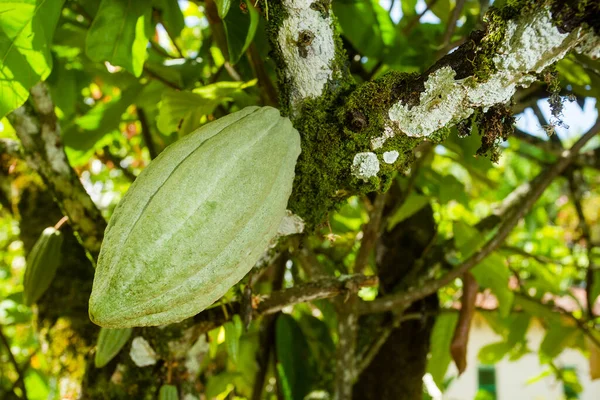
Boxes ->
[268,0,599,227]
[7,83,107,261]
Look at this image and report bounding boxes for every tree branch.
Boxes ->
[359,121,600,314]
[268,0,348,113]
[367,7,597,151]
[0,139,22,159]
[7,83,107,260]
[192,274,378,333]
[137,108,158,160]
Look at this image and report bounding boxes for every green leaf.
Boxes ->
[157,80,255,135]
[85,0,152,77]
[158,384,178,400]
[478,341,512,364]
[205,372,240,398]
[539,324,580,360]
[224,314,242,364]
[95,327,133,368]
[46,59,77,119]
[222,0,259,64]
[276,314,313,400]
[216,0,232,19]
[387,193,430,230]
[153,0,185,38]
[333,0,395,59]
[0,0,64,118]
[276,363,294,400]
[427,312,458,387]
[62,84,144,151]
[453,221,514,316]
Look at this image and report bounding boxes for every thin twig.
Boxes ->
[567,170,595,318]
[192,275,378,332]
[137,108,158,160]
[99,146,136,182]
[440,0,466,50]
[402,0,439,35]
[501,245,565,265]
[143,67,182,90]
[0,325,28,400]
[359,123,600,314]
[514,292,600,349]
[355,193,386,274]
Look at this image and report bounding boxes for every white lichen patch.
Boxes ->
[352,152,379,180]
[278,210,305,236]
[575,31,600,59]
[382,9,586,147]
[129,336,157,367]
[388,66,474,138]
[277,0,335,109]
[383,150,399,164]
[371,124,395,149]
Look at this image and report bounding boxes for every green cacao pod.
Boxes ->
[23,227,63,306]
[158,385,178,400]
[89,106,301,328]
[94,327,133,368]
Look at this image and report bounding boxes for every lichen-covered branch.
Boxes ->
[359,120,600,314]
[268,0,347,113]
[348,4,599,181]
[0,138,22,159]
[7,82,106,260]
[269,0,599,227]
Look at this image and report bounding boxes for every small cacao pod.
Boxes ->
[23,227,63,306]
[94,327,133,368]
[89,106,301,327]
[158,384,178,400]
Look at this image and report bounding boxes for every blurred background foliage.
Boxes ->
[0,0,599,399]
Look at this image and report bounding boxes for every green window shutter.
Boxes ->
[477,365,497,400]
[562,366,580,400]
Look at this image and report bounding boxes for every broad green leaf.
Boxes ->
[478,341,512,364]
[224,314,242,364]
[539,324,580,360]
[205,372,240,398]
[153,0,185,39]
[453,221,514,316]
[333,0,395,58]
[85,0,152,77]
[95,327,133,368]
[277,363,294,400]
[387,193,430,230]
[222,0,259,64]
[46,59,77,119]
[216,0,232,19]
[427,312,458,387]
[0,0,64,118]
[276,314,313,400]
[157,80,255,135]
[62,84,143,151]
[24,369,49,400]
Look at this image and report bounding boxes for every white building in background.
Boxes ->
[443,289,600,400]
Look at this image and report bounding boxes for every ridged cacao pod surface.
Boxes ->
[23,227,63,306]
[89,106,301,328]
[94,327,133,368]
